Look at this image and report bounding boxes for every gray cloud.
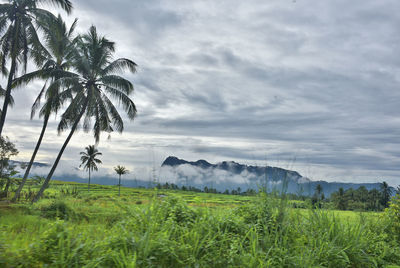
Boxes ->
[2,0,400,187]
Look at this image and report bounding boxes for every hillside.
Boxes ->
[161,156,390,196]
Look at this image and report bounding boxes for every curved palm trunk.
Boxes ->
[0,58,17,136]
[12,115,49,202]
[32,102,87,203]
[88,169,91,192]
[4,178,12,193]
[118,174,121,196]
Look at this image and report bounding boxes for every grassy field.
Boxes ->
[1,180,400,267]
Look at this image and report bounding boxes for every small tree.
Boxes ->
[79,145,102,192]
[114,165,128,196]
[0,136,18,195]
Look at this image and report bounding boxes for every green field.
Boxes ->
[1,180,400,267]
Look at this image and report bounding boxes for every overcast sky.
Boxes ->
[3,0,400,186]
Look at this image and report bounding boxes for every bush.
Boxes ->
[40,200,74,220]
[383,195,400,242]
[157,197,198,226]
[30,221,91,267]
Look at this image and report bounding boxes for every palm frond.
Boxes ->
[36,0,73,14]
[104,86,137,120]
[101,58,137,76]
[100,75,133,94]
[101,92,124,133]
[31,80,47,119]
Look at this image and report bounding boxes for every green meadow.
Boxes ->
[1,180,400,267]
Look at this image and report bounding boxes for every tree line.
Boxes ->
[330,182,395,211]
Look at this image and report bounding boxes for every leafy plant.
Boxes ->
[0,136,18,196]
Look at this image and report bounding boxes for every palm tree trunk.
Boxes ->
[118,174,121,196]
[0,58,17,136]
[88,169,91,192]
[12,115,49,202]
[4,178,11,193]
[32,102,87,203]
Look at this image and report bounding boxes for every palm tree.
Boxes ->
[315,184,323,196]
[0,0,72,136]
[0,86,14,115]
[380,181,392,208]
[80,145,102,192]
[12,15,77,202]
[32,26,137,202]
[312,184,324,208]
[336,187,347,210]
[114,165,128,196]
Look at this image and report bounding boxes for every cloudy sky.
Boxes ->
[3,0,400,186]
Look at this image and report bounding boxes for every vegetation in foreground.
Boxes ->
[1,181,400,267]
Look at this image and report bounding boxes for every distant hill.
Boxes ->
[161,156,392,196]
[9,160,50,168]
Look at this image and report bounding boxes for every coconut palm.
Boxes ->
[114,165,128,196]
[0,0,73,136]
[12,15,77,202]
[312,184,324,208]
[380,181,392,208]
[0,86,14,114]
[32,25,137,202]
[315,184,323,196]
[80,145,102,192]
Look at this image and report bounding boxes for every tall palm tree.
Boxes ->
[0,86,14,114]
[315,184,323,196]
[336,187,346,210]
[380,181,392,208]
[114,165,128,196]
[80,145,102,192]
[12,15,77,202]
[0,0,72,136]
[32,25,137,202]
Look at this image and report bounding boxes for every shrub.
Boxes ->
[161,197,198,226]
[383,195,400,242]
[40,200,74,220]
[30,221,90,266]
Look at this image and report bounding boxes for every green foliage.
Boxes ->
[40,200,74,220]
[0,136,19,195]
[1,182,400,267]
[382,194,400,243]
[330,185,388,211]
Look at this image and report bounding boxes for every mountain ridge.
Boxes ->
[161,156,391,196]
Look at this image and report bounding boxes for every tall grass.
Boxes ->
[1,188,399,267]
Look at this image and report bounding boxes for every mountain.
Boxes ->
[162,156,308,184]
[161,156,390,196]
[9,160,50,168]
